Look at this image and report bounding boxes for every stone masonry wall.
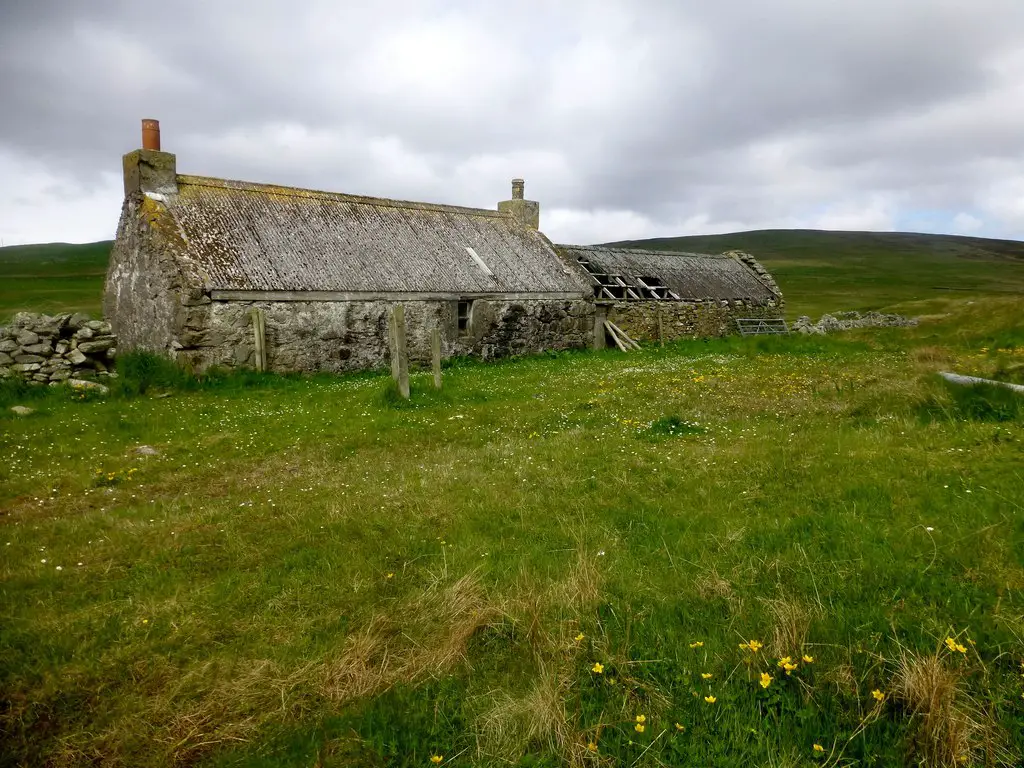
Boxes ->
[170,297,595,374]
[0,313,117,384]
[104,194,193,354]
[605,299,783,343]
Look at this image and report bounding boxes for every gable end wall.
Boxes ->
[104,194,199,354]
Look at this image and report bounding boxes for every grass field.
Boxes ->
[2,233,1024,766]
[0,241,110,321]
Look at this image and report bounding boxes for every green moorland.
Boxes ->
[0,240,111,320]
[2,236,1024,767]
[4,229,1024,322]
[613,230,1024,318]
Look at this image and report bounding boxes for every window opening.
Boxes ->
[457,300,472,333]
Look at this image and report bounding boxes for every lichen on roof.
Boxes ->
[151,175,591,295]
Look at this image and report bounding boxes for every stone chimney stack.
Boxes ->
[498,178,539,230]
[123,118,178,197]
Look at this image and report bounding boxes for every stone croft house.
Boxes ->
[105,121,783,373]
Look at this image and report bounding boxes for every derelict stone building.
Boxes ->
[105,121,783,373]
[556,244,783,346]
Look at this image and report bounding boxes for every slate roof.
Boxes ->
[157,176,591,295]
[556,245,780,303]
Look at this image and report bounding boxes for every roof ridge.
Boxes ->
[176,175,510,218]
[557,244,731,259]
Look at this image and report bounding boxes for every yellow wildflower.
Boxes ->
[634,723,645,733]
[675,722,685,731]
[760,672,773,689]
[385,572,394,579]
[592,662,604,674]
[587,742,598,753]
[701,672,713,679]
[635,714,646,723]
[689,641,704,648]
[872,689,885,702]
[783,662,799,675]
[740,639,764,653]
[575,632,585,642]
[813,744,825,753]
[777,656,792,668]
[803,655,814,664]
[944,637,968,654]
[704,695,717,703]
[430,756,443,765]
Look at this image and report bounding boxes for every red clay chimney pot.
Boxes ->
[141,119,161,151]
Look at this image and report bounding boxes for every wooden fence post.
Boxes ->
[593,308,607,350]
[251,308,266,372]
[431,327,442,390]
[389,305,410,399]
[388,310,400,382]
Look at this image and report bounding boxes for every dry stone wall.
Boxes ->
[792,311,918,335]
[0,312,117,384]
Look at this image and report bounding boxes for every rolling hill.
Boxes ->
[611,229,1024,317]
[3,229,1024,321]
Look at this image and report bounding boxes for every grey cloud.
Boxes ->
[1,0,1023,245]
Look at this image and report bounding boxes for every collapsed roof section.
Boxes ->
[556,245,782,304]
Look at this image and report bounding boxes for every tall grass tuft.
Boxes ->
[0,377,47,408]
[918,377,1024,423]
[113,351,297,397]
[892,647,1012,768]
[113,350,192,395]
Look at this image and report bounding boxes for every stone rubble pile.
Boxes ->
[792,310,918,335]
[0,312,117,385]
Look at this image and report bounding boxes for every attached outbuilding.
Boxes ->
[558,244,784,345]
[105,120,784,373]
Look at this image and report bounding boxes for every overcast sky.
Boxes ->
[1,0,1023,246]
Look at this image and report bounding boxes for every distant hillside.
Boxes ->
[3,230,1024,322]
[611,230,1024,317]
[0,241,112,320]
